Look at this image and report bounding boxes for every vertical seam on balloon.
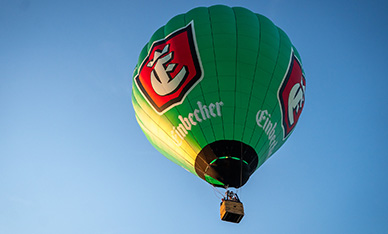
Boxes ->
[233,7,238,141]
[246,15,282,169]
[183,14,204,159]
[241,11,261,148]
[260,30,293,162]
[182,12,212,171]
[247,16,269,149]
[233,7,243,188]
[208,7,224,141]
[161,19,198,166]
[253,25,283,161]
[243,13,264,166]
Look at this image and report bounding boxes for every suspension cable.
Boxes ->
[211,185,224,199]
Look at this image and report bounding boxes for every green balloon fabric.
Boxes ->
[132,5,305,188]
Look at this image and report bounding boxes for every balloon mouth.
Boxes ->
[194,140,258,188]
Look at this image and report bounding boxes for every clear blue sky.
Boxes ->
[1,0,388,233]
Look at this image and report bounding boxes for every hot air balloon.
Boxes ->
[131,5,305,223]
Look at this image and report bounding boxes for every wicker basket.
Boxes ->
[220,200,244,223]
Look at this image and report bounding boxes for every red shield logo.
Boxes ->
[278,51,306,139]
[134,22,203,114]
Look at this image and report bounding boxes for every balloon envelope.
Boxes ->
[132,5,305,188]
